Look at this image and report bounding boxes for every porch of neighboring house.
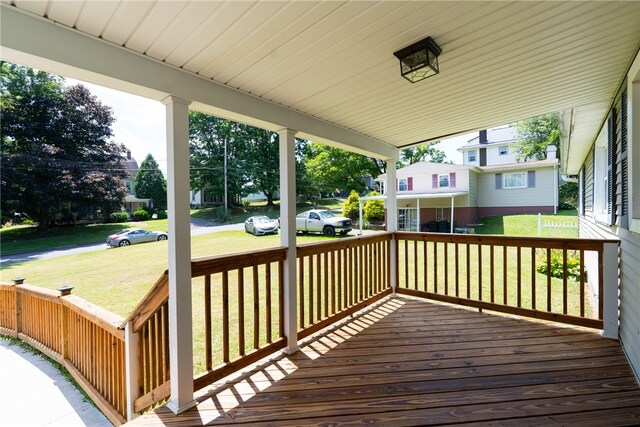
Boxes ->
[128,296,640,426]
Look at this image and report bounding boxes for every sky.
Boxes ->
[66,79,471,173]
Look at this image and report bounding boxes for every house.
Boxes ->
[569,48,640,381]
[122,150,151,213]
[375,129,559,230]
[2,1,639,424]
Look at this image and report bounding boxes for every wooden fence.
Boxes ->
[0,281,127,425]
[395,232,612,329]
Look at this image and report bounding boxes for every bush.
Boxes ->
[133,208,150,221]
[363,191,385,222]
[242,199,251,207]
[155,211,167,219]
[342,190,360,220]
[558,202,576,210]
[536,249,581,281]
[108,211,129,223]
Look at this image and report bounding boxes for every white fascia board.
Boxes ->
[0,6,398,161]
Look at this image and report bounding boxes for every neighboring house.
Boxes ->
[376,128,559,230]
[190,187,242,207]
[122,150,151,213]
[571,49,640,380]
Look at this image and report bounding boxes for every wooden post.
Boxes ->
[278,128,298,354]
[601,242,619,339]
[12,277,24,338]
[124,322,140,421]
[386,159,397,292]
[57,286,73,360]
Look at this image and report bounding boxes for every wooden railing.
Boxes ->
[296,233,393,339]
[394,232,616,329]
[0,281,127,425]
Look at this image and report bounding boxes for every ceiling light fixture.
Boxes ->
[393,36,442,83]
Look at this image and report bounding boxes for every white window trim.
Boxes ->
[629,53,640,234]
[438,174,450,188]
[398,177,408,191]
[468,150,476,162]
[503,172,527,189]
[499,146,508,155]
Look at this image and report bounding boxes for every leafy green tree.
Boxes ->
[363,191,385,222]
[342,190,360,220]
[134,154,167,210]
[400,141,447,165]
[239,125,280,206]
[306,144,383,194]
[1,62,128,230]
[513,113,560,161]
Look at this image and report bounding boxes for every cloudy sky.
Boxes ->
[66,79,469,174]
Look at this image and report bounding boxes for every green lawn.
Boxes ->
[476,209,578,237]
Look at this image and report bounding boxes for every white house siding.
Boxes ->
[468,171,478,207]
[485,145,518,165]
[477,168,556,208]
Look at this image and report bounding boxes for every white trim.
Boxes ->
[503,172,527,189]
[360,191,468,202]
[601,242,619,339]
[386,160,397,292]
[124,322,139,422]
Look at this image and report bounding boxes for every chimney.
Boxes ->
[546,145,557,159]
[479,130,487,144]
[127,150,131,160]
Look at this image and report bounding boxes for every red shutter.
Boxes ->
[408,177,413,191]
[449,172,456,188]
[432,174,438,188]
[495,173,502,189]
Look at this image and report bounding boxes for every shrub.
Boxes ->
[536,249,581,281]
[242,199,251,207]
[155,211,168,219]
[133,208,150,221]
[342,190,360,220]
[558,202,576,210]
[363,191,385,222]
[108,211,129,223]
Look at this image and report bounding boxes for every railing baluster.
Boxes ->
[309,255,314,324]
[455,242,459,297]
[466,244,470,299]
[563,248,568,315]
[253,265,259,350]
[444,242,449,295]
[204,275,212,371]
[423,240,428,292]
[323,252,329,318]
[238,268,245,356]
[279,259,285,339]
[478,244,482,302]
[546,248,552,312]
[317,252,322,318]
[580,249,585,318]
[434,242,439,294]
[413,240,418,290]
[337,250,342,312]
[331,251,336,315]
[404,239,409,289]
[517,247,522,308]
[299,256,305,328]
[222,271,229,363]
[503,245,508,305]
[266,263,272,343]
[531,247,536,310]
[490,245,495,303]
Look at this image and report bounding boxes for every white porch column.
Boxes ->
[450,196,455,233]
[601,242,619,339]
[277,128,298,353]
[124,322,139,421]
[162,95,196,414]
[386,160,398,291]
[416,198,421,232]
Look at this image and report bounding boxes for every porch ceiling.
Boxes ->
[2,1,639,168]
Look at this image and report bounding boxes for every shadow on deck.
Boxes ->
[128,296,640,426]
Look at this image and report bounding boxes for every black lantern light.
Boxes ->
[393,36,442,83]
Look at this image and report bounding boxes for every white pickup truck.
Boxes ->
[296,209,352,237]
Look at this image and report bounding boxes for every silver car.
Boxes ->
[244,216,279,236]
[106,228,168,247]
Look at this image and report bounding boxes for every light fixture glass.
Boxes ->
[393,37,442,83]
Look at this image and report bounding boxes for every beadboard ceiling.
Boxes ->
[2,1,639,171]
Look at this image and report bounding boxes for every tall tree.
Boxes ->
[400,141,447,165]
[134,154,167,210]
[1,62,128,230]
[238,125,280,206]
[305,144,384,194]
[513,113,560,161]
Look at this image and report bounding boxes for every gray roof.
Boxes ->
[464,126,519,147]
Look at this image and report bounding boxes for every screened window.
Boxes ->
[438,174,450,188]
[503,172,526,189]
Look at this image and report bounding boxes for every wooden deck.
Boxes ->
[128,296,640,426]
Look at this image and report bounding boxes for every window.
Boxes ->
[468,150,476,162]
[432,172,456,189]
[499,146,508,155]
[503,172,526,189]
[438,174,449,188]
[398,178,407,191]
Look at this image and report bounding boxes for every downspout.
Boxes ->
[450,195,455,233]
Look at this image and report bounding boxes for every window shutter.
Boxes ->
[432,174,438,189]
[495,173,502,189]
[620,88,629,228]
[527,171,535,188]
[449,172,456,188]
[408,177,413,191]
[607,110,616,225]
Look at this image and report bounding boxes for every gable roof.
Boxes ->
[461,126,519,150]
[377,161,478,180]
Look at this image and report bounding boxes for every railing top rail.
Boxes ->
[394,231,619,251]
[191,246,288,277]
[297,232,393,257]
[120,271,168,330]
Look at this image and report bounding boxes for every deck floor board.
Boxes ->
[127,296,640,426]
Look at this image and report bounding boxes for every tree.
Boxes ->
[1,62,128,230]
[363,191,385,222]
[239,125,280,206]
[134,154,167,210]
[513,113,560,161]
[305,144,383,195]
[400,141,447,165]
[342,190,360,220]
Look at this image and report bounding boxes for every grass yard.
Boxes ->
[476,209,578,237]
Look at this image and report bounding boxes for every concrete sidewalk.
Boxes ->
[0,339,111,427]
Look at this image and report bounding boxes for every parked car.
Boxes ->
[106,228,168,247]
[244,216,279,236]
[296,209,352,237]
